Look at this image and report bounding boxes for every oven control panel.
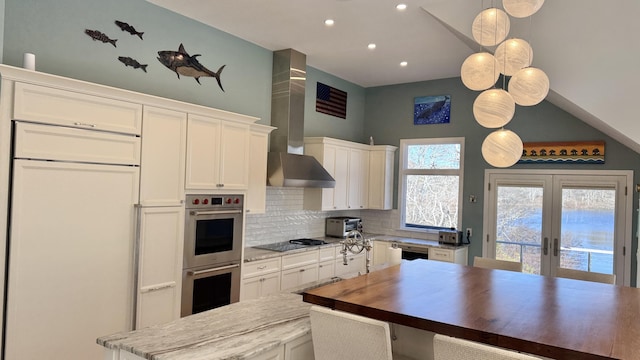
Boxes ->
[185,194,244,209]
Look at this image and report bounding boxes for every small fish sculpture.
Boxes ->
[157,44,226,92]
[85,29,117,47]
[115,20,144,40]
[118,56,148,73]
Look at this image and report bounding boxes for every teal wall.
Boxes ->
[2,0,273,122]
[0,0,365,133]
[365,78,640,281]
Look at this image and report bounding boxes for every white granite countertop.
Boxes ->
[98,293,312,360]
[244,233,468,262]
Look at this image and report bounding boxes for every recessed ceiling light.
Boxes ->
[396,4,407,11]
[400,61,408,67]
[324,19,335,26]
[368,43,376,50]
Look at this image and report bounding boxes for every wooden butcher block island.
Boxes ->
[302,259,640,360]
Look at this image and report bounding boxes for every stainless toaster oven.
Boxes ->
[325,217,362,238]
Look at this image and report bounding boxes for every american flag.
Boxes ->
[316,82,347,119]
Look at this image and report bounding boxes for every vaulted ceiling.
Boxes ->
[147,0,640,153]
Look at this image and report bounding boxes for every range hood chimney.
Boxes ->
[267,49,336,188]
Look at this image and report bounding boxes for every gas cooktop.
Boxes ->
[254,239,328,252]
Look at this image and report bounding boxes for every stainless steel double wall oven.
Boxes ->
[182,194,243,316]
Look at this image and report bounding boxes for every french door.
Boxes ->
[483,170,632,286]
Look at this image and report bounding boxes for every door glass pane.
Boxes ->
[495,185,543,274]
[559,188,615,274]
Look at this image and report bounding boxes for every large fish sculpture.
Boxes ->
[157,44,225,92]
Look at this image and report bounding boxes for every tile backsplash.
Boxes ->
[245,187,433,246]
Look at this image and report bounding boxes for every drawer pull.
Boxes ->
[257,265,267,270]
[73,122,96,128]
[141,282,175,293]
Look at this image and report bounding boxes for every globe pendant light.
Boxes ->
[494,38,533,76]
[508,67,549,106]
[472,8,510,46]
[473,89,515,128]
[503,0,545,18]
[460,52,500,91]
[481,129,523,168]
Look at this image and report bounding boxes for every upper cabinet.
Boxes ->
[139,106,187,206]
[246,124,275,214]
[13,82,142,135]
[303,137,394,211]
[185,114,250,190]
[368,145,397,210]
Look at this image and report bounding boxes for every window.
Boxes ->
[399,138,464,234]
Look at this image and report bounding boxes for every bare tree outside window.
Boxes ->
[400,139,463,231]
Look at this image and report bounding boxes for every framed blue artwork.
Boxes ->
[414,95,451,125]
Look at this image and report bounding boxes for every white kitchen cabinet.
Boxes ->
[348,147,369,210]
[303,137,371,211]
[280,251,319,291]
[13,121,140,165]
[186,113,250,190]
[284,334,315,359]
[246,124,275,214]
[6,159,139,360]
[335,252,366,277]
[135,206,184,328]
[13,82,142,135]
[139,106,187,206]
[372,241,390,266]
[429,246,469,265]
[368,145,397,210]
[318,247,336,281]
[241,257,281,301]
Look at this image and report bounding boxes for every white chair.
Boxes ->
[433,334,542,360]
[556,267,616,284]
[309,305,416,360]
[473,256,523,272]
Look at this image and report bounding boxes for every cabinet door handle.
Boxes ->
[141,282,175,293]
[299,268,305,272]
[73,122,96,128]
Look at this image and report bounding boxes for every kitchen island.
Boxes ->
[303,259,640,360]
[98,293,313,360]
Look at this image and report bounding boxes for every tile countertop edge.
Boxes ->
[97,293,311,360]
[244,234,469,262]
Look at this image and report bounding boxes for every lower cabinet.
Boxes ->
[335,252,366,277]
[284,334,315,359]
[136,206,184,329]
[281,252,320,291]
[429,246,468,265]
[241,257,281,301]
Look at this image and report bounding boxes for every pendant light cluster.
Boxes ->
[461,0,548,168]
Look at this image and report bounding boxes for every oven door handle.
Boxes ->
[187,263,240,276]
[189,210,243,216]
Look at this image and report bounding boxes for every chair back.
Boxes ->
[309,305,393,360]
[473,256,522,272]
[433,334,541,360]
[556,267,616,284]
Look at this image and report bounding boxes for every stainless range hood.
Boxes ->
[267,49,336,188]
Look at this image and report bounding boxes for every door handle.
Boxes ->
[543,237,549,255]
[187,263,240,276]
[553,238,559,257]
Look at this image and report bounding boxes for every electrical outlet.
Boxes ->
[466,228,472,237]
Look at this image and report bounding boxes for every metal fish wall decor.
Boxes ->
[85,29,117,47]
[157,44,226,92]
[118,56,148,72]
[115,20,144,40]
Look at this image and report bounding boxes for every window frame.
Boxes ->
[398,137,465,237]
